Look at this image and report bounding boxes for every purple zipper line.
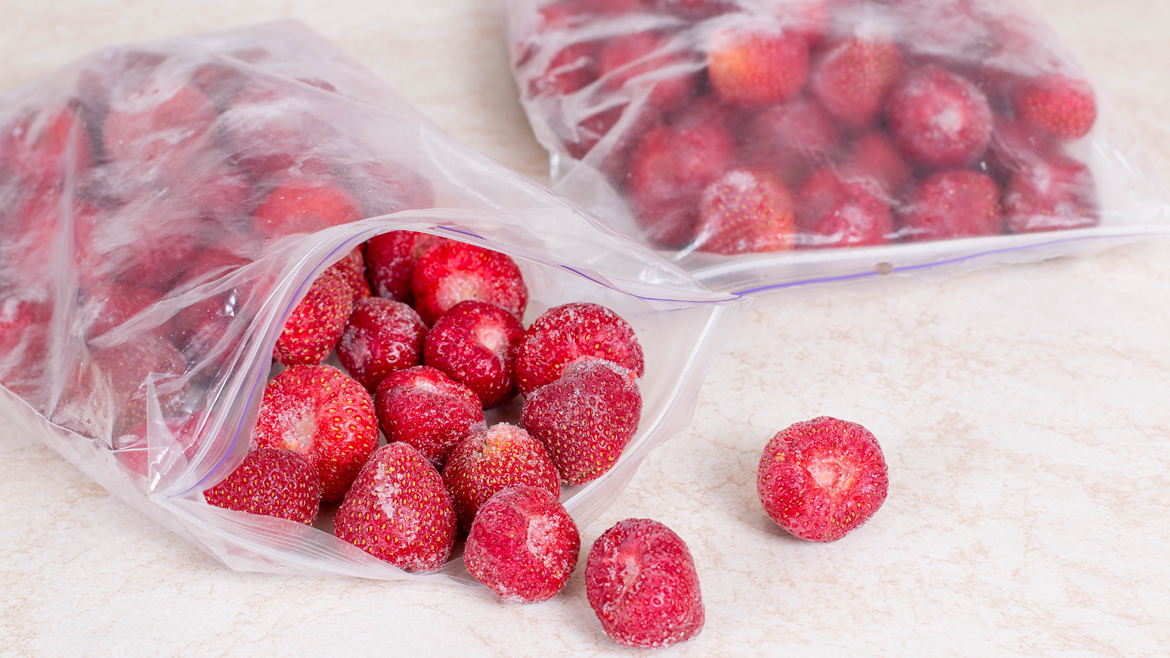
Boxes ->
[733,232,1152,297]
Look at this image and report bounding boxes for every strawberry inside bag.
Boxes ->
[504,0,1170,297]
[0,21,747,583]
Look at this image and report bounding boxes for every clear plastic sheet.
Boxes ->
[503,0,1170,296]
[0,21,746,583]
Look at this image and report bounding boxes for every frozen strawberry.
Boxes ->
[336,297,427,392]
[597,31,697,111]
[585,518,704,648]
[111,416,201,482]
[795,168,893,248]
[273,267,353,367]
[328,246,372,303]
[442,423,561,532]
[986,117,1058,182]
[757,416,889,542]
[516,302,644,395]
[897,170,1002,241]
[740,96,838,182]
[252,364,379,501]
[1013,73,1096,140]
[465,484,580,603]
[204,447,322,525]
[91,335,189,437]
[707,24,808,108]
[1004,154,1098,234]
[522,359,641,485]
[839,132,914,198]
[528,41,600,99]
[251,180,364,241]
[694,168,796,255]
[334,442,456,572]
[809,37,904,131]
[102,82,216,172]
[423,301,524,408]
[0,102,95,190]
[374,366,486,468]
[625,102,737,247]
[365,231,451,304]
[411,241,528,327]
[886,64,993,168]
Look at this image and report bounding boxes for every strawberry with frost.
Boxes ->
[374,366,486,469]
[897,169,1002,241]
[250,179,364,241]
[334,442,456,572]
[810,37,904,130]
[336,297,427,392]
[410,241,528,327]
[515,302,644,395]
[204,447,322,525]
[365,231,450,304]
[1013,73,1097,140]
[465,484,580,603]
[694,168,797,255]
[522,359,642,485]
[757,416,889,542]
[423,300,524,408]
[442,423,561,532]
[886,64,993,168]
[706,22,809,108]
[585,518,704,648]
[273,267,353,367]
[251,364,378,502]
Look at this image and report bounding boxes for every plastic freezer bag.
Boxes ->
[504,0,1170,296]
[0,21,746,583]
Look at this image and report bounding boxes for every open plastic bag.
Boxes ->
[0,21,746,583]
[503,0,1170,296]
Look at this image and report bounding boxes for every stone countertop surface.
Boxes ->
[1,1,1169,656]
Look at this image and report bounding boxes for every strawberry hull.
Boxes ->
[0,22,745,583]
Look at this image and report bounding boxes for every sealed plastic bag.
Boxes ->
[504,0,1170,295]
[0,21,745,583]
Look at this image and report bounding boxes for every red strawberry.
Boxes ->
[251,364,379,501]
[740,96,838,182]
[374,366,486,469]
[585,518,704,649]
[250,180,363,241]
[410,241,528,327]
[809,37,904,131]
[625,102,737,248]
[886,64,993,168]
[795,168,893,248]
[442,423,561,532]
[528,41,600,99]
[597,31,697,111]
[365,230,451,304]
[757,416,889,542]
[204,447,322,525]
[1,102,95,190]
[515,302,644,395]
[1004,153,1098,234]
[273,267,353,367]
[102,82,216,173]
[423,300,524,408]
[334,442,456,572]
[839,132,914,199]
[1013,73,1096,140]
[336,297,427,392]
[897,170,1002,241]
[707,23,809,107]
[694,168,796,255]
[465,484,580,603]
[521,359,642,485]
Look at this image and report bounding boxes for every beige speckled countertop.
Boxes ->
[2,1,1169,656]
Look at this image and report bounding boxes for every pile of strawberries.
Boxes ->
[512,0,1101,254]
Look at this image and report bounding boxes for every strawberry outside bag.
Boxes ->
[0,22,746,583]
[504,0,1170,296]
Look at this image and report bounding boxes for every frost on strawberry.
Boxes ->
[515,302,644,395]
[423,300,524,408]
[410,241,528,327]
[336,297,427,392]
[374,366,486,469]
[757,416,889,542]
